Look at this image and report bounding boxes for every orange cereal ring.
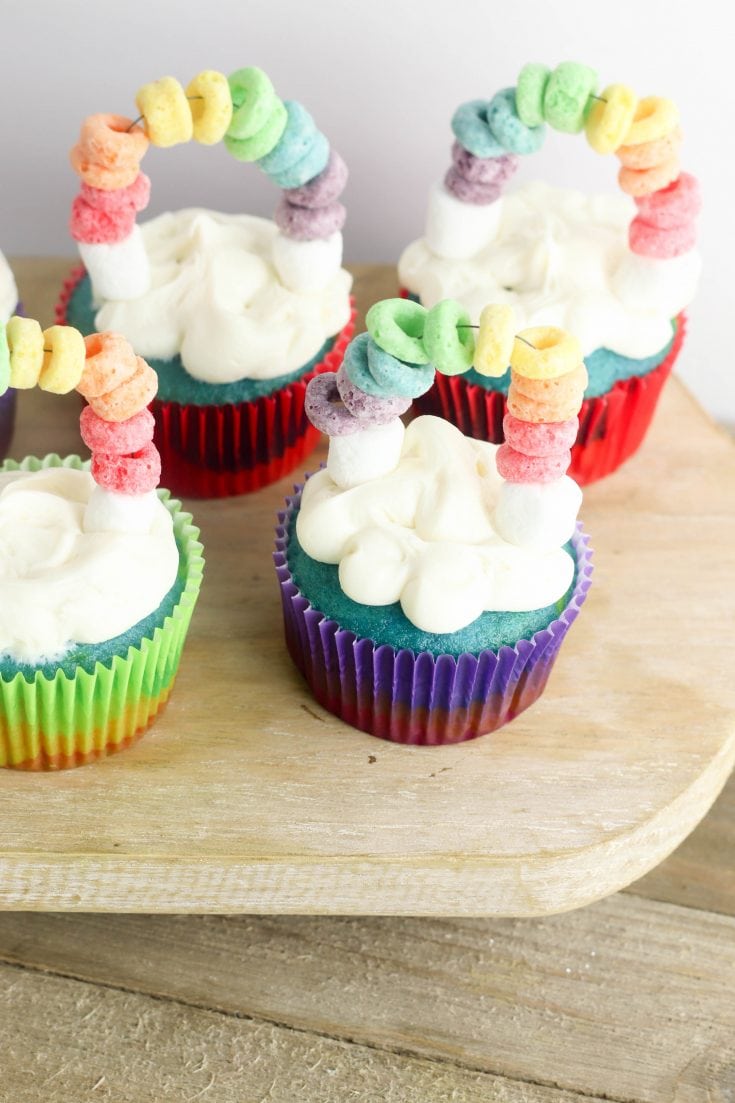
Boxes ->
[508,363,588,423]
[87,357,158,422]
[618,155,680,198]
[78,113,148,172]
[624,96,679,146]
[77,332,139,398]
[617,126,681,169]
[70,144,139,191]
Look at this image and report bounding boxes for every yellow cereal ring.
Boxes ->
[618,155,679,197]
[623,96,679,146]
[473,304,516,377]
[510,326,582,380]
[6,316,44,389]
[187,70,233,145]
[617,126,682,168]
[584,83,637,155]
[39,325,86,394]
[135,77,193,147]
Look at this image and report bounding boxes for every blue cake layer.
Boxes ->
[65,271,336,407]
[286,510,577,657]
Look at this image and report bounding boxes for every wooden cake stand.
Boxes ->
[1,261,733,915]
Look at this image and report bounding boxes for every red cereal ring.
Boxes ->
[80,405,155,455]
[496,443,570,483]
[91,440,161,495]
[78,332,139,398]
[80,172,151,213]
[70,195,136,244]
[628,217,697,259]
[86,357,158,422]
[503,413,579,457]
[634,172,701,229]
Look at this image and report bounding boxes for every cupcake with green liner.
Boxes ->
[276,297,592,746]
[0,315,203,770]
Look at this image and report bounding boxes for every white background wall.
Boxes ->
[2,0,733,425]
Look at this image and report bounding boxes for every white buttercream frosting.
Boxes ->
[0,468,178,663]
[399,181,701,358]
[297,416,577,634]
[0,250,18,322]
[92,209,353,383]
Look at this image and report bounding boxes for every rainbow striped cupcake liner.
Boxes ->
[275,487,593,746]
[0,455,204,770]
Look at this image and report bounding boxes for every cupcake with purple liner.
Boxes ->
[275,296,592,746]
[0,251,19,459]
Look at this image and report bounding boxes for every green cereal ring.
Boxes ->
[224,100,287,161]
[423,300,476,377]
[365,299,430,365]
[0,324,9,394]
[516,63,550,128]
[226,67,279,140]
[487,88,546,154]
[544,62,598,133]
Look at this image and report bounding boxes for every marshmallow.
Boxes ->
[79,225,151,301]
[327,417,405,490]
[424,182,503,260]
[272,230,343,292]
[83,485,160,534]
[612,249,702,316]
[495,476,582,552]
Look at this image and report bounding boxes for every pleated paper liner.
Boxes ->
[275,488,593,747]
[0,455,205,771]
[57,265,356,498]
[0,388,15,460]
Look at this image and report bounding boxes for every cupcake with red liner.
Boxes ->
[398,62,701,484]
[0,314,203,770]
[58,68,354,497]
[0,250,20,459]
[275,297,592,746]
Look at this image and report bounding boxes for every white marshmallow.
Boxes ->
[272,231,343,293]
[424,182,503,260]
[612,248,702,317]
[83,485,160,535]
[327,418,405,490]
[494,477,582,552]
[79,225,152,302]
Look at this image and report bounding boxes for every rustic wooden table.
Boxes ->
[1,259,733,1100]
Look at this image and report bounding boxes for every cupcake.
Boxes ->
[398,62,701,484]
[0,250,19,459]
[58,67,355,497]
[275,297,592,746]
[0,315,203,770]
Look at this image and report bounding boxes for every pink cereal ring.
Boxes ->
[70,195,136,244]
[634,172,701,229]
[78,332,139,398]
[91,440,161,495]
[629,217,697,259]
[617,127,682,169]
[78,114,149,172]
[496,443,570,483]
[503,413,578,457]
[80,405,155,455]
[618,155,680,197]
[304,372,361,436]
[335,362,411,425]
[87,358,158,423]
[80,172,151,213]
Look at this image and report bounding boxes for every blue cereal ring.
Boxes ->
[423,300,475,377]
[343,332,385,397]
[487,88,546,155]
[367,338,435,399]
[451,100,505,158]
[269,131,330,189]
[257,100,317,175]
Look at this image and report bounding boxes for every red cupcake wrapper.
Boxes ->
[57,266,355,498]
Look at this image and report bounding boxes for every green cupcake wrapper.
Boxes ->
[0,455,204,770]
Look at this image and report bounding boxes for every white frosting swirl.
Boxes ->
[297,416,576,634]
[0,468,178,663]
[93,209,353,383]
[0,250,18,322]
[399,182,701,358]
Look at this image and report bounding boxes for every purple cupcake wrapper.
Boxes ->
[274,485,593,746]
[0,387,16,460]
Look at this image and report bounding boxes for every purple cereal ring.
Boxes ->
[450,142,519,186]
[274,197,346,241]
[335,363,411,426]
[283,149,348,209]
[444,167,503,205]
[304,372,361,436]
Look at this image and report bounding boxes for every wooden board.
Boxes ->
[1,259,734,916]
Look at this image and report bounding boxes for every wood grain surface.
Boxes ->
[1,259,733,1102]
